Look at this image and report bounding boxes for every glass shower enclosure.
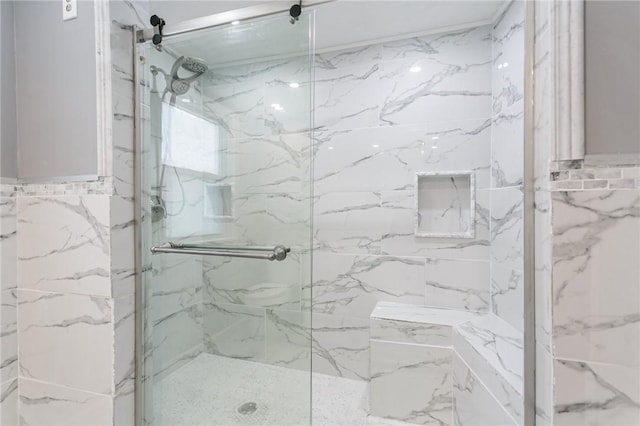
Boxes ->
[136,10,315,425]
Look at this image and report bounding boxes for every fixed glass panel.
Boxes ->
[138,11,314,426]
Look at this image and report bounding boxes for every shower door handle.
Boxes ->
[150,242,290,261]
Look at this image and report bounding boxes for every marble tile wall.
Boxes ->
[311,23,495,382]
[490,0,525,335]
[192,54,314,374]
[11,1,148,425]
[0,183,18,424]
[551,188,640,425]
[533,2,640,425]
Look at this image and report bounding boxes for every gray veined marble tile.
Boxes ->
[552,190,640,367]
[0,290,18,384]
[18,290,114,395]
[152,300,203,380]
[1,196,17,292]
[453,315,524,424]
[203,302,265,362]
[312,253,425,318]
[312,313,370,381]
[203,253,302,311]
[202,82,266,139]
[491,263,524,333]
[380,189,490,260]
[265,309,312,371]
[452,354,517,426]
[18,378,114,426]
[491,112,524,188]
[490,186,524,271]
[315,44,383,70]
[554,359,640,426]
[314,191,386,255]
[314,62,381,131]
[17,195,112,297]
[381,25,492,64]
[0,378,18,425]
[370,302,480,347]
[370,340,453,425]
[379,26,492,128]
[425,258,490,312]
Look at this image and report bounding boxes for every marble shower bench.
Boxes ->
[369,302,523,426]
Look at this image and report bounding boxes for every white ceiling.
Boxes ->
[151,0,507,66]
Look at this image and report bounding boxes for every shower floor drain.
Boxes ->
[237,402,258,415]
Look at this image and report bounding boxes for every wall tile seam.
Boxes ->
[15,287,116,301]
[16,376,117,398]
[552,355,640,370]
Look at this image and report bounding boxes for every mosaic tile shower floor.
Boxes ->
[153,353,409,426]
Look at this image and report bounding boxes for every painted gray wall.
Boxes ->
[586,0,640,155]
[1,0,18,178]
[15,1,98,180]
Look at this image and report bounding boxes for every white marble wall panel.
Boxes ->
[203,255,301,310]
[491,1,525,189]
[554,359,640,426]
[425,258,490,312]
[370,317,452,347]
[314,191,387,255]
[1,193,19,422]
[18,378,113,426]
[114,294,135,417]
[151,299,202,378]
[535,343,554,426]
[17,196,111,297]
[231,192,311,249]
[452,354,516,426]
[110,195,135,298]
[1,289,17,384]
[203,81,265,139]
[312,313,369,381]
[1,196,17,292]
[203,302,265,362]
[552,190,640,367]
[150,255,202,323]
[312,253,425,317]
[453,316,523,423]
[314,120,491,195]
[370,340,452,425]
[0,378,18,425]
[265,309,311,371]
[314,62,381,131]
[380,189,490,259]
[18,290,114,394]
[490,186,524,271]
[379,56,491,128]
[232,133,311,196]
[491,265,523,333]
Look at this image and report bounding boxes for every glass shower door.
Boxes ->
[137,11,314,425]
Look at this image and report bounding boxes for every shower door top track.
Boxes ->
[137,0,333,44]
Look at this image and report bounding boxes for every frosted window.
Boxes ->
[161,104,221,175]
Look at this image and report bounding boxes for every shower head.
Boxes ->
[170,56,208,84]
[182,57,208,74]
[162,56,208,98]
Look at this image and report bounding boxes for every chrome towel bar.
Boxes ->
[150,242,290,261]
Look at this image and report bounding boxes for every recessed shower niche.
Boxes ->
[415,171,475,238]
